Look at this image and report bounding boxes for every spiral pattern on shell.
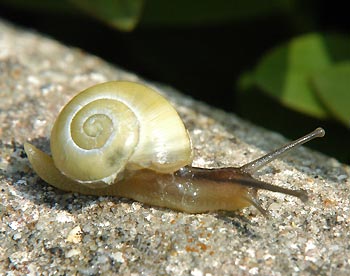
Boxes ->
[50,81,193,185]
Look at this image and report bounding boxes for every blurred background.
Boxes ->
[0,0,349,163]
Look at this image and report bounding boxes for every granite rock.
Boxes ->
[1,19,350,275]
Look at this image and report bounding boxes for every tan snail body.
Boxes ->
[25,81,325,215]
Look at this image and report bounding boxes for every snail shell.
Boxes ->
[49,81,192,185]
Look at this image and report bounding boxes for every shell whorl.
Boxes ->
[50,81,193,185]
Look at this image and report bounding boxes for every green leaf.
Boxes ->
[312,63,350,127]
[0,0,297,29]
[245,33,350,119]
[252,33,336,118]
[141,0,295,26]
[69,0,144,31]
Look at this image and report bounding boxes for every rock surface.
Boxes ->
[1,19,350,275]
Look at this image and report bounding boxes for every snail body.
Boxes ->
[24,81,325,214]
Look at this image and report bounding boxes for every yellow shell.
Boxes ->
[30,81,193,186]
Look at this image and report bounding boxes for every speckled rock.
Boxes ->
[1,18,350,276]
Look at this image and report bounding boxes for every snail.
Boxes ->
[24,81,325,215]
